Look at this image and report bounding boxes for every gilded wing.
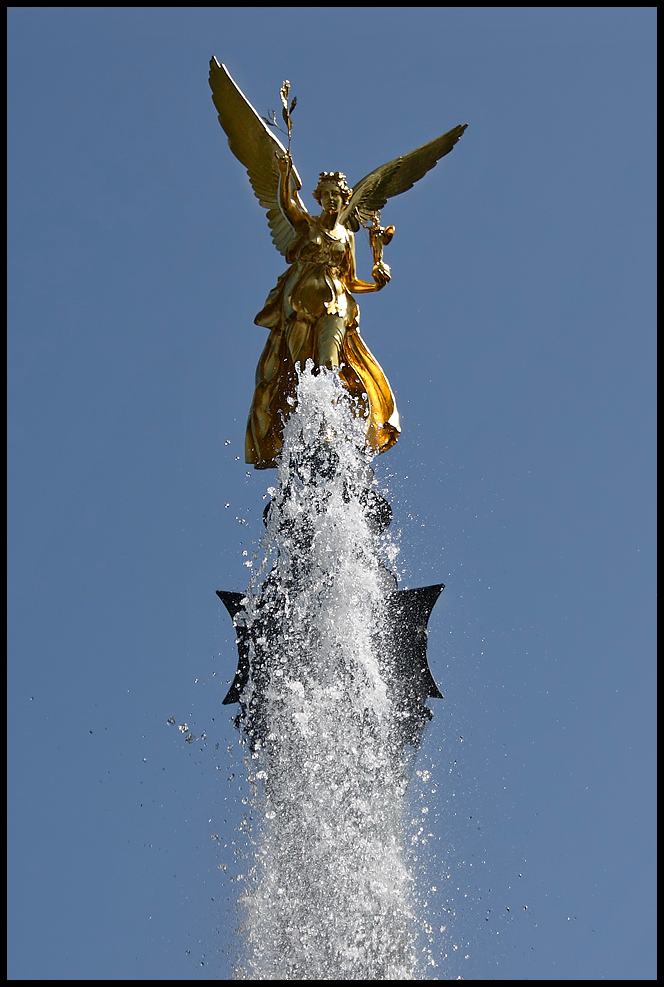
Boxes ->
[208,58,308,256]
[339,124,468,231]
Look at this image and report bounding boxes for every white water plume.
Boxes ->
[232,365,423,980]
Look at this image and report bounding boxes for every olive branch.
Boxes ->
[262,79,297,154]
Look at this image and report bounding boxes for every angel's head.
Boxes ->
[313,172,352,215]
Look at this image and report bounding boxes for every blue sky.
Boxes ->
[8,7,656,980]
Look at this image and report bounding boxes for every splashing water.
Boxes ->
[233,365,421,980]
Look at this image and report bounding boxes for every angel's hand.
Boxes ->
[276,152,292,175]
[372,261,391,289]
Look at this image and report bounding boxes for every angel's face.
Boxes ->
[319,184,344,216]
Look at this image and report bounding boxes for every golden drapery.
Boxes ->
[245,217,401,469]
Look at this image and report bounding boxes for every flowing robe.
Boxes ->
[246,215,401,468]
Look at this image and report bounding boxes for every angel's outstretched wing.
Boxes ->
[339,124,467,232]
[208,58,308,256]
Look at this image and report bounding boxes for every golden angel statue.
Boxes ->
[209,58,467,469]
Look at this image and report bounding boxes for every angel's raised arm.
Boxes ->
[209,59,309,256]
[276,154,309,233]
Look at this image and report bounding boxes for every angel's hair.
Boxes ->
[312,171,353,205]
